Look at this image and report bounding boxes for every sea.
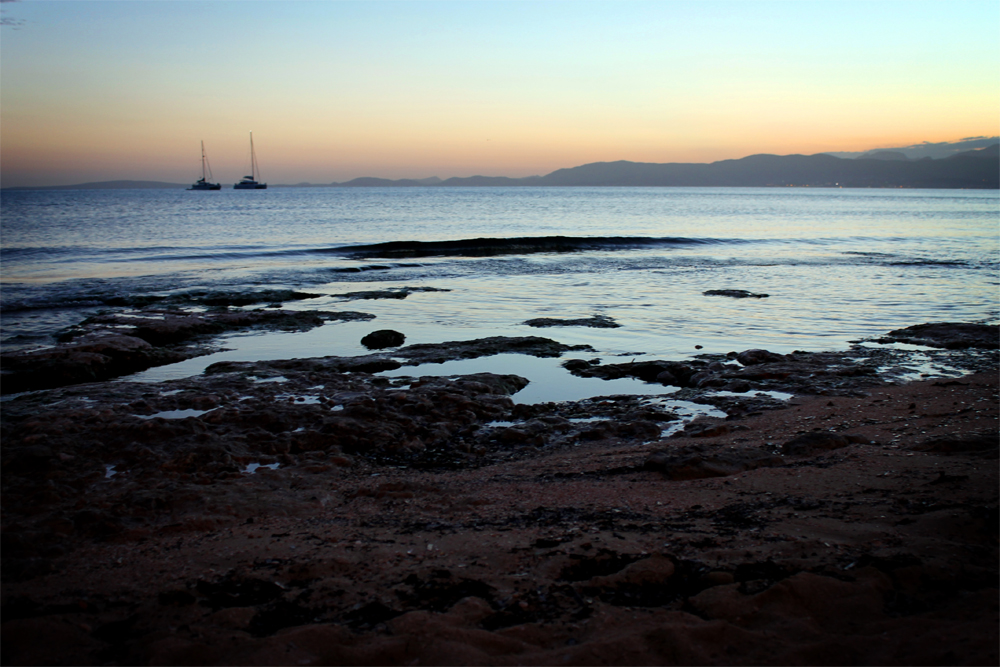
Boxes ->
[2,186,997,402]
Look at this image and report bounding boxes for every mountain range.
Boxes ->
[7,144,997,190]
[323,143,999,189]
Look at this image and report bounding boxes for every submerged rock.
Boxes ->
[523,315,620,329]
[703,290,769,299]
[49,289,322,311]
[333,287,450,301]
[394,336,594,365]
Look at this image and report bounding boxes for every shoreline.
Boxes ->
[1,322,997,665]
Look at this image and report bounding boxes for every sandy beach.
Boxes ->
[1,317,997,666]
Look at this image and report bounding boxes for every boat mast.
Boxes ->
[201,141,208,181]
[250,131,256,181]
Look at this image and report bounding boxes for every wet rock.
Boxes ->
[59,309,373,347]
[0,334,185,394]
[725,380,753,393]
[736,349,786,366]
[674,418,731,438]
[206,355,403,376]
[910,430,998,455]
[644,445,781,480]
[124,309,371,346]
[523,315,620,328]
[880,322,999,349]
[394,336,593,365]
[451,373,530,396]
[689,371,726,388]
[49,289,321,312]
[562,359,683,385]
[578,420,661,441]
[780,432,851,456]
[5,309,377,393]
[361,330,406,350]
[703,290,769,298]
[334,287,450,301]
[654,370,678,385]
[561,339,979,398]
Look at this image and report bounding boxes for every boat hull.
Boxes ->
[234,182,267,189]
[188,183,221,191]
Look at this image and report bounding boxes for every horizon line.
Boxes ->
[4,141,998,190]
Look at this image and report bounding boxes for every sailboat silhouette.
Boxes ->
[234,132,267,190]
[188,141,221,190]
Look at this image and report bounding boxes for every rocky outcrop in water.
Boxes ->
[0,309,376,393]
[878,322,999,349]
[361,329,406,349]
[561,330,999,397]
[333,287,451,301]
[703,289,769,298]
[523,315,620,328]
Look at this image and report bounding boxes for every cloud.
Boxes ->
[1,0,24,29]
[826,137,1000,160]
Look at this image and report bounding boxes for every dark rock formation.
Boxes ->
[2,309,376,393]
[0,334,187,394]
[555,335,988,397]
[879,323,999,349]
[735,349,786,365]
[361,330,406,349]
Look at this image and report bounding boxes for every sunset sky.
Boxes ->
[1,0,998,187]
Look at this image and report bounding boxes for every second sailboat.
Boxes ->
[234,131,267,189]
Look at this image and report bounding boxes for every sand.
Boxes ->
[2,359,997,665]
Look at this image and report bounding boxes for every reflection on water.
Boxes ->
[378,354,678,404]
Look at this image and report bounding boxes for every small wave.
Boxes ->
[0,296,127,313]
[0,288,319,314]
[887,260,971,267]
[326,235,725,258]
[330,264,394,273]
[842,251,897,258]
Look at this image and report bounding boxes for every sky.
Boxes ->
[1,0,998,187]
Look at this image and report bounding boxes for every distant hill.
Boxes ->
[320,147,996,189]
[4,180,187,190]
[857,151,910,161]
[524,149,998,188]
[946,143,1000,160]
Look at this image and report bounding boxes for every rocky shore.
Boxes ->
[1,317,997,665]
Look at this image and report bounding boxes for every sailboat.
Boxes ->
[188,141,221,190]
[234,131,267,189]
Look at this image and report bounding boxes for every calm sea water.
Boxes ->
[2,186,997,394]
